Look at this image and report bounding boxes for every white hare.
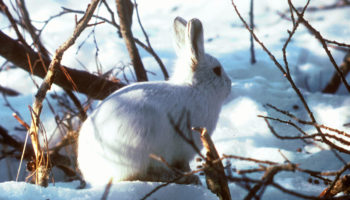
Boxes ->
[77,16,231,186]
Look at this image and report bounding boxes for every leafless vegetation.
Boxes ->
[0,0,167,188]
[142,0,350,199]
[0,0,349,199]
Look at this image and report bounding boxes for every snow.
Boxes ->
[1,0,350,199]
[0,181,217,200]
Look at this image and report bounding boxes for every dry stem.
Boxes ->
[198,127,231,200]
[116,0,148,82]
[27,0,101,186]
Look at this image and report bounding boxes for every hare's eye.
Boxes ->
[213,66,222,76]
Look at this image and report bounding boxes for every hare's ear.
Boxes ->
[187,18,205,66]
[174,17,187,53]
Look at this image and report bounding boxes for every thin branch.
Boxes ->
[116,0,148,82]
[244,163,297,200]
[27,0,101,186]
[231,0,347,154]
[0,0,30,49]
[63,89,87,121]
[149,154,184,175]
[321,163,350,197]
[140,176,184,200]
[282,0,309,75]
[223,154,279,166]
[0,85,20,96]
[297,0,350,12]
[290,3,350,93]
[323,51,350,93]
[0,30,125,99]
[62,5,167,80]
[325,39,350,49]
[266,104,350,138]
[249,0,256,64]
[16,0,49,58]
[101,178,113,200]
[196,127,231,200]
[168,111,206,161]
[133,0,168,80]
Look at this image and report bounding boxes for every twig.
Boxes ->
[0,85,20,96]
[27,0,101,186]
[258,115,310,137]
[265,104,350,138]
[58,5,167,80]
[249,0,256,64]
[282,0,309,75]
[16,0,49,58]
[290,3,350,94]
[149,154,184,175]
[323,51,350,93]
[244,163,296,200]
[116,0,148,82]
[230,0,317,131]
[133,0,168,80]
[287,0,295,26]
[0,122,78,181]
[320,174,350,198]
[196,127,231,200]
[140,177,182,200]
[64,89,87,121]
[297,0,350,12]
[15,116,30,182]
[12,113,30,130]
[168,111,206,160]
[223,154,278,166]
[140,162,208,200]
[0,0,30,49]
[325,39,350,49]
[101,178,113,200]
[2,94,23,120]
[263,118,350,151]
[0,30,125,100]
[231,0,350,154]
[322,163,350,197]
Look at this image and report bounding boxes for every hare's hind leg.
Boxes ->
[171,161,201,185]
[134,161,201,184]
[128,165,177,183]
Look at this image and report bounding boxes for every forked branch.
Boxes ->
[27,0,101,186]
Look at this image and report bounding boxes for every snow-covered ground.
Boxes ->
[0,0,350,199]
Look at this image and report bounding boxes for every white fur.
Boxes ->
[77,17,232,186]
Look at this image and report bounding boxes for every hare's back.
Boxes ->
[103,81,189,112]
[91,82,189,129]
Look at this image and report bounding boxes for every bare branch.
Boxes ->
[196,127,231,200]
[0,30,125,100]
[61,4,168,80]
[101,178,113,200]
[230,0,348,154]
[290,3,350,93]
[16,0,49,58]
[0,0,30,49]
[244,163,297,200]
[0,85,20,96]
[323,51,350,93]
[249,0,256,64]
[28,0,101,186]
[223,154,279,166]
[321,163,350,197]
[265,104,350,138]
[116,0,148,82]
